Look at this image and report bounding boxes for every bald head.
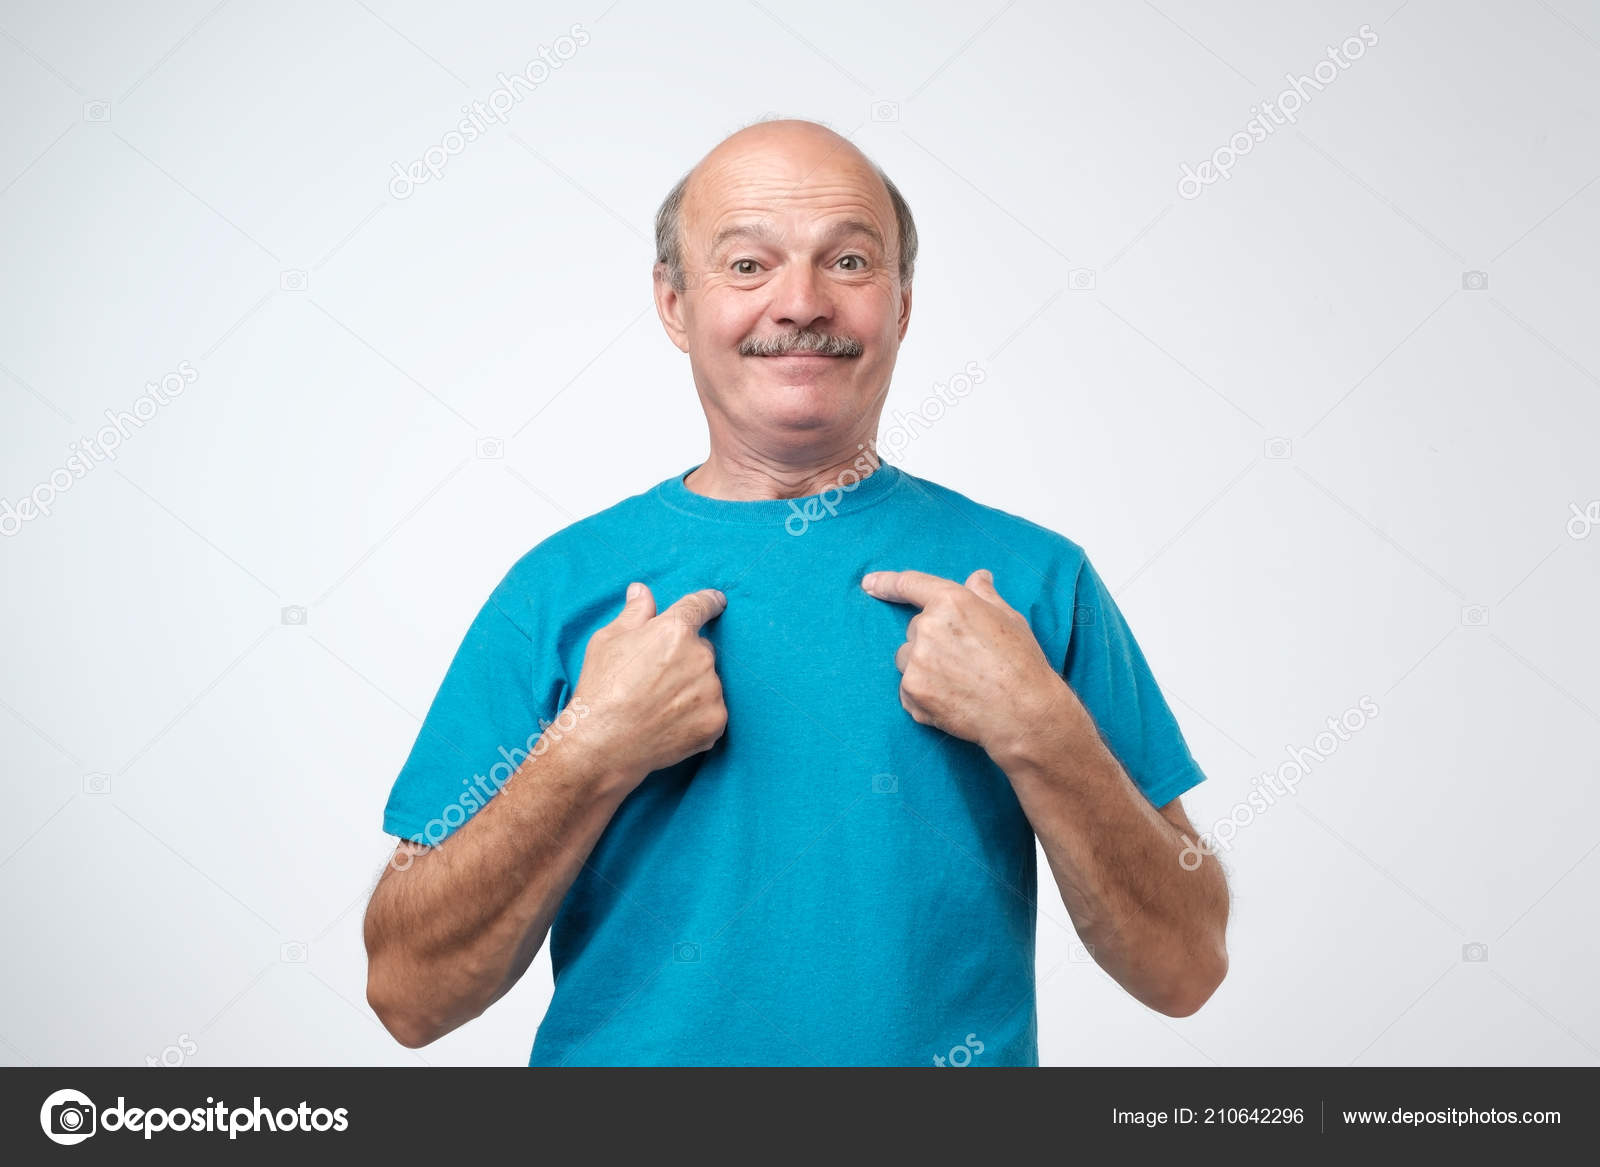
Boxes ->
[654,118,917,293]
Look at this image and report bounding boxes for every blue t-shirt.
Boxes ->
[380,460,1206,1066]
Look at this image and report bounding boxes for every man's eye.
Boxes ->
[733,259,760,275]
[836,255,866,271]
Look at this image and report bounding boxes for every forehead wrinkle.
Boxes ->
[686,155,894,257]
[709,216,885,255]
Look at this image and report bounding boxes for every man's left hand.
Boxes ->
[861,568,1076,757]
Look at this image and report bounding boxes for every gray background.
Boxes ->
[1,0,1596,1067]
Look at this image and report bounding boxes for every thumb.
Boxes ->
[613,581,656,628]
[965,568,1001,601]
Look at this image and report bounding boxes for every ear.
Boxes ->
[653,262,690,354]
[896,280,913,342]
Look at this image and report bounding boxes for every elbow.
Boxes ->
[1151,942,1228,1019]
[364,892,443,1050]
[393,1025,439,1051]
[368,982,439,1050]
[366,958,442,1050]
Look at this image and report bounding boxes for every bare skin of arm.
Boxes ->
[989,692,1230,1017]
[863,567,1230,1017]
[363,584,728,1049]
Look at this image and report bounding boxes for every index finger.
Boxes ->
[861,569,961,609]
[661,588,728,631]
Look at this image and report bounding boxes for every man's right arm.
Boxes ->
[364,711,636,1048]
[363,582,728,1049]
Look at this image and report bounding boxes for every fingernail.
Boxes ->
[627,582,641,600]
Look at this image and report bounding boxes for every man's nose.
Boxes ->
[769,262,832,329]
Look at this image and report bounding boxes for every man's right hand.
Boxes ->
[569,583,729,792]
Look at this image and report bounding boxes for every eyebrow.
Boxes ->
[709,218,885,254]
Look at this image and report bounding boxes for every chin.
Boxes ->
[764,411,837,434]
[743,400,843,437]
[744,376,838,410]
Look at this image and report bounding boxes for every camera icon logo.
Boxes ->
[281,605,308,626]
[870,772,898,794]
[1264,437,1293,460]
[1067,268,1097,292]
[1461,941,1489,962]
[83,101,111,123]
[280,941,308,963]
[475,437,504,460]
[279,269,308,292]
[1071,604,1096,627]
[1460,605,1489,627]
[40,1088,97,1145]
[870,100,900,123]
[1461,270,1489,291]
[83,772,111,795]
[674,942,700,963]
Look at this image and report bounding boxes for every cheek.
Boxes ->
[692,292,761,348]
[848,285,903,342]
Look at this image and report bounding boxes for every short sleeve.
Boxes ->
[1062,554,1206,808]
[381,583,556,846]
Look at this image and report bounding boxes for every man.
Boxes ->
[364,118,1229,1067]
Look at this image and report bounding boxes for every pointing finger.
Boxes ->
[862,569,960,609]
[662,588,729,631]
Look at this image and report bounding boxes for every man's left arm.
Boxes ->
[987,678,1229,1017]
[862,567,1229,1018]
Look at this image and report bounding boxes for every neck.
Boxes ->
[684,443,887,501]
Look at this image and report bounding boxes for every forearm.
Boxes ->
[364,708,638,1047]
[991,682,1229,1016]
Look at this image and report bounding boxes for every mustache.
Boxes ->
[740,329,864,358]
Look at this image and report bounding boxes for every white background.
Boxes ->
[1,0,1597,1067]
